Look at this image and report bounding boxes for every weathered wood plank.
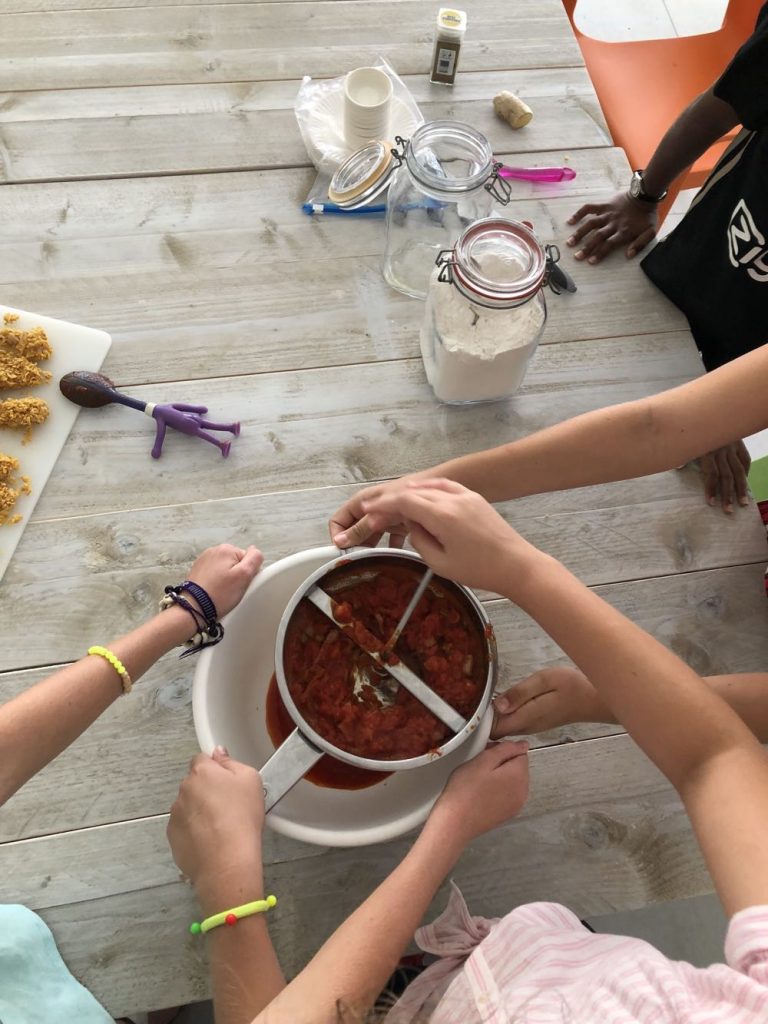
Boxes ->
[3,732,721,1017]
[1,0,411,10]
[0,1,582,92]
[12,333,698,524]
[0,68,608,183]
[0,150,629,242]
[3,0,370,9]
[3,562,766,841]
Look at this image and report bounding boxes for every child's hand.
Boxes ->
[360,479,541,596]
[329,476,419,549]
[428,741,529,847]
[187,543,263,617]
[492,667,610,737]
[167,748,265,911]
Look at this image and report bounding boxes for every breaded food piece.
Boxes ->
[0,397,50,443]
[0,481,21,525]
[0,455,29,526]
[0,451,19,483]
[0,325,52,364]
[3,313,19,324]
[0,351,52,390]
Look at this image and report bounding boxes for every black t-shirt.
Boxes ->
[641,3,768,370]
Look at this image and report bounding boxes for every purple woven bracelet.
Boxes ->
[180,580,218,625]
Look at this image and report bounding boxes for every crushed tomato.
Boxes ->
[282,562,487,761]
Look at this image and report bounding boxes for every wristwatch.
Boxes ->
[629,170,668,204]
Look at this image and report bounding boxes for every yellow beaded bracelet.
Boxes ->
[87,645,132,694]
[190,895,277,935]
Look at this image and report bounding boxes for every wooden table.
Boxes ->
[1,0,767,1016]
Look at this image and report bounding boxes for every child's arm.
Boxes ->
[492,668,768,743]
[0,544,262,807]
[330,342,768,547]
[169,740,528,1024]
[363,481,768,916]
[253,742,529,1024]
[167,750,285,1024]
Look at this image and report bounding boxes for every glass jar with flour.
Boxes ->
[420,218,549,404]
[383,121,511,300]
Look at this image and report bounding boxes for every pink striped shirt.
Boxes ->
[386,885,768,1023]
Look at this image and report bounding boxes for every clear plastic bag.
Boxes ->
[295,57,423,214]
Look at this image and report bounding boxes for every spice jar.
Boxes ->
[430,8,467,85]
[383,121,511,299]
[420,218,551,404]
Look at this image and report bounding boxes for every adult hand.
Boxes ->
[428,741,529,846]
[566,193,658,264]
[167,748,265,905]
[187,543,263,616]
[360,478,541,595]
[492,667,608,738]
[329,477,419,549]
[698,441,751,514]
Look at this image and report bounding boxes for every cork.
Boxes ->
[493,91,533,129]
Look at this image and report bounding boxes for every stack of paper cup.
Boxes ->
[343,67,393,150]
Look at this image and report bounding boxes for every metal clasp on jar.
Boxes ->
[544,243,577,295]
[484,162,512,205]
[435,248,457,284]
[390,135,411,167]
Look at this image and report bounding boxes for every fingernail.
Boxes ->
[212,745,228,757]
[566,235,575,244]
[588,257,598,265]
[708,497,716,506]
[725,505,733,514]
[335,532,348,547]
[494,696,510,714]
[739,497,749,506]
[574,251,584,260]
[627,250,635,257]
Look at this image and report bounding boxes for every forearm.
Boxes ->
[511,552,762,790]
[642,88,739,196]
[425,400,675,502]
[0,605,195,805]
[427,344,768,503]
[583,673,768,742]
[196,864,285,1024]
[256,818,463,1024]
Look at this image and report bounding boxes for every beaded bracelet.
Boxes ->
[190,895,277,935]
[87,645,132,694]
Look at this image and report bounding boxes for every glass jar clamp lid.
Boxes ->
[328,140,396,209]
[435,218,576,305]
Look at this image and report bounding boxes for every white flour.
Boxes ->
[420,261,546,403]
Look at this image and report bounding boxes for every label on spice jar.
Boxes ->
[430,39,461,84]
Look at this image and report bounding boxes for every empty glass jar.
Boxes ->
[383,120,511,299]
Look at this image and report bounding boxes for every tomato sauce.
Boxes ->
[265,673,392,790]
[281,561,487,762]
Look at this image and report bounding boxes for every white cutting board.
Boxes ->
[0,306,112,584]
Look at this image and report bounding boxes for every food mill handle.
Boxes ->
[260,728,324,813]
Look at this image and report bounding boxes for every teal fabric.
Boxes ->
[0,904,113,1024]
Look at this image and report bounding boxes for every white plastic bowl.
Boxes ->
[193,545,492,848]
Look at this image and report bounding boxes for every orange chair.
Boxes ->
[562,0,763,221]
